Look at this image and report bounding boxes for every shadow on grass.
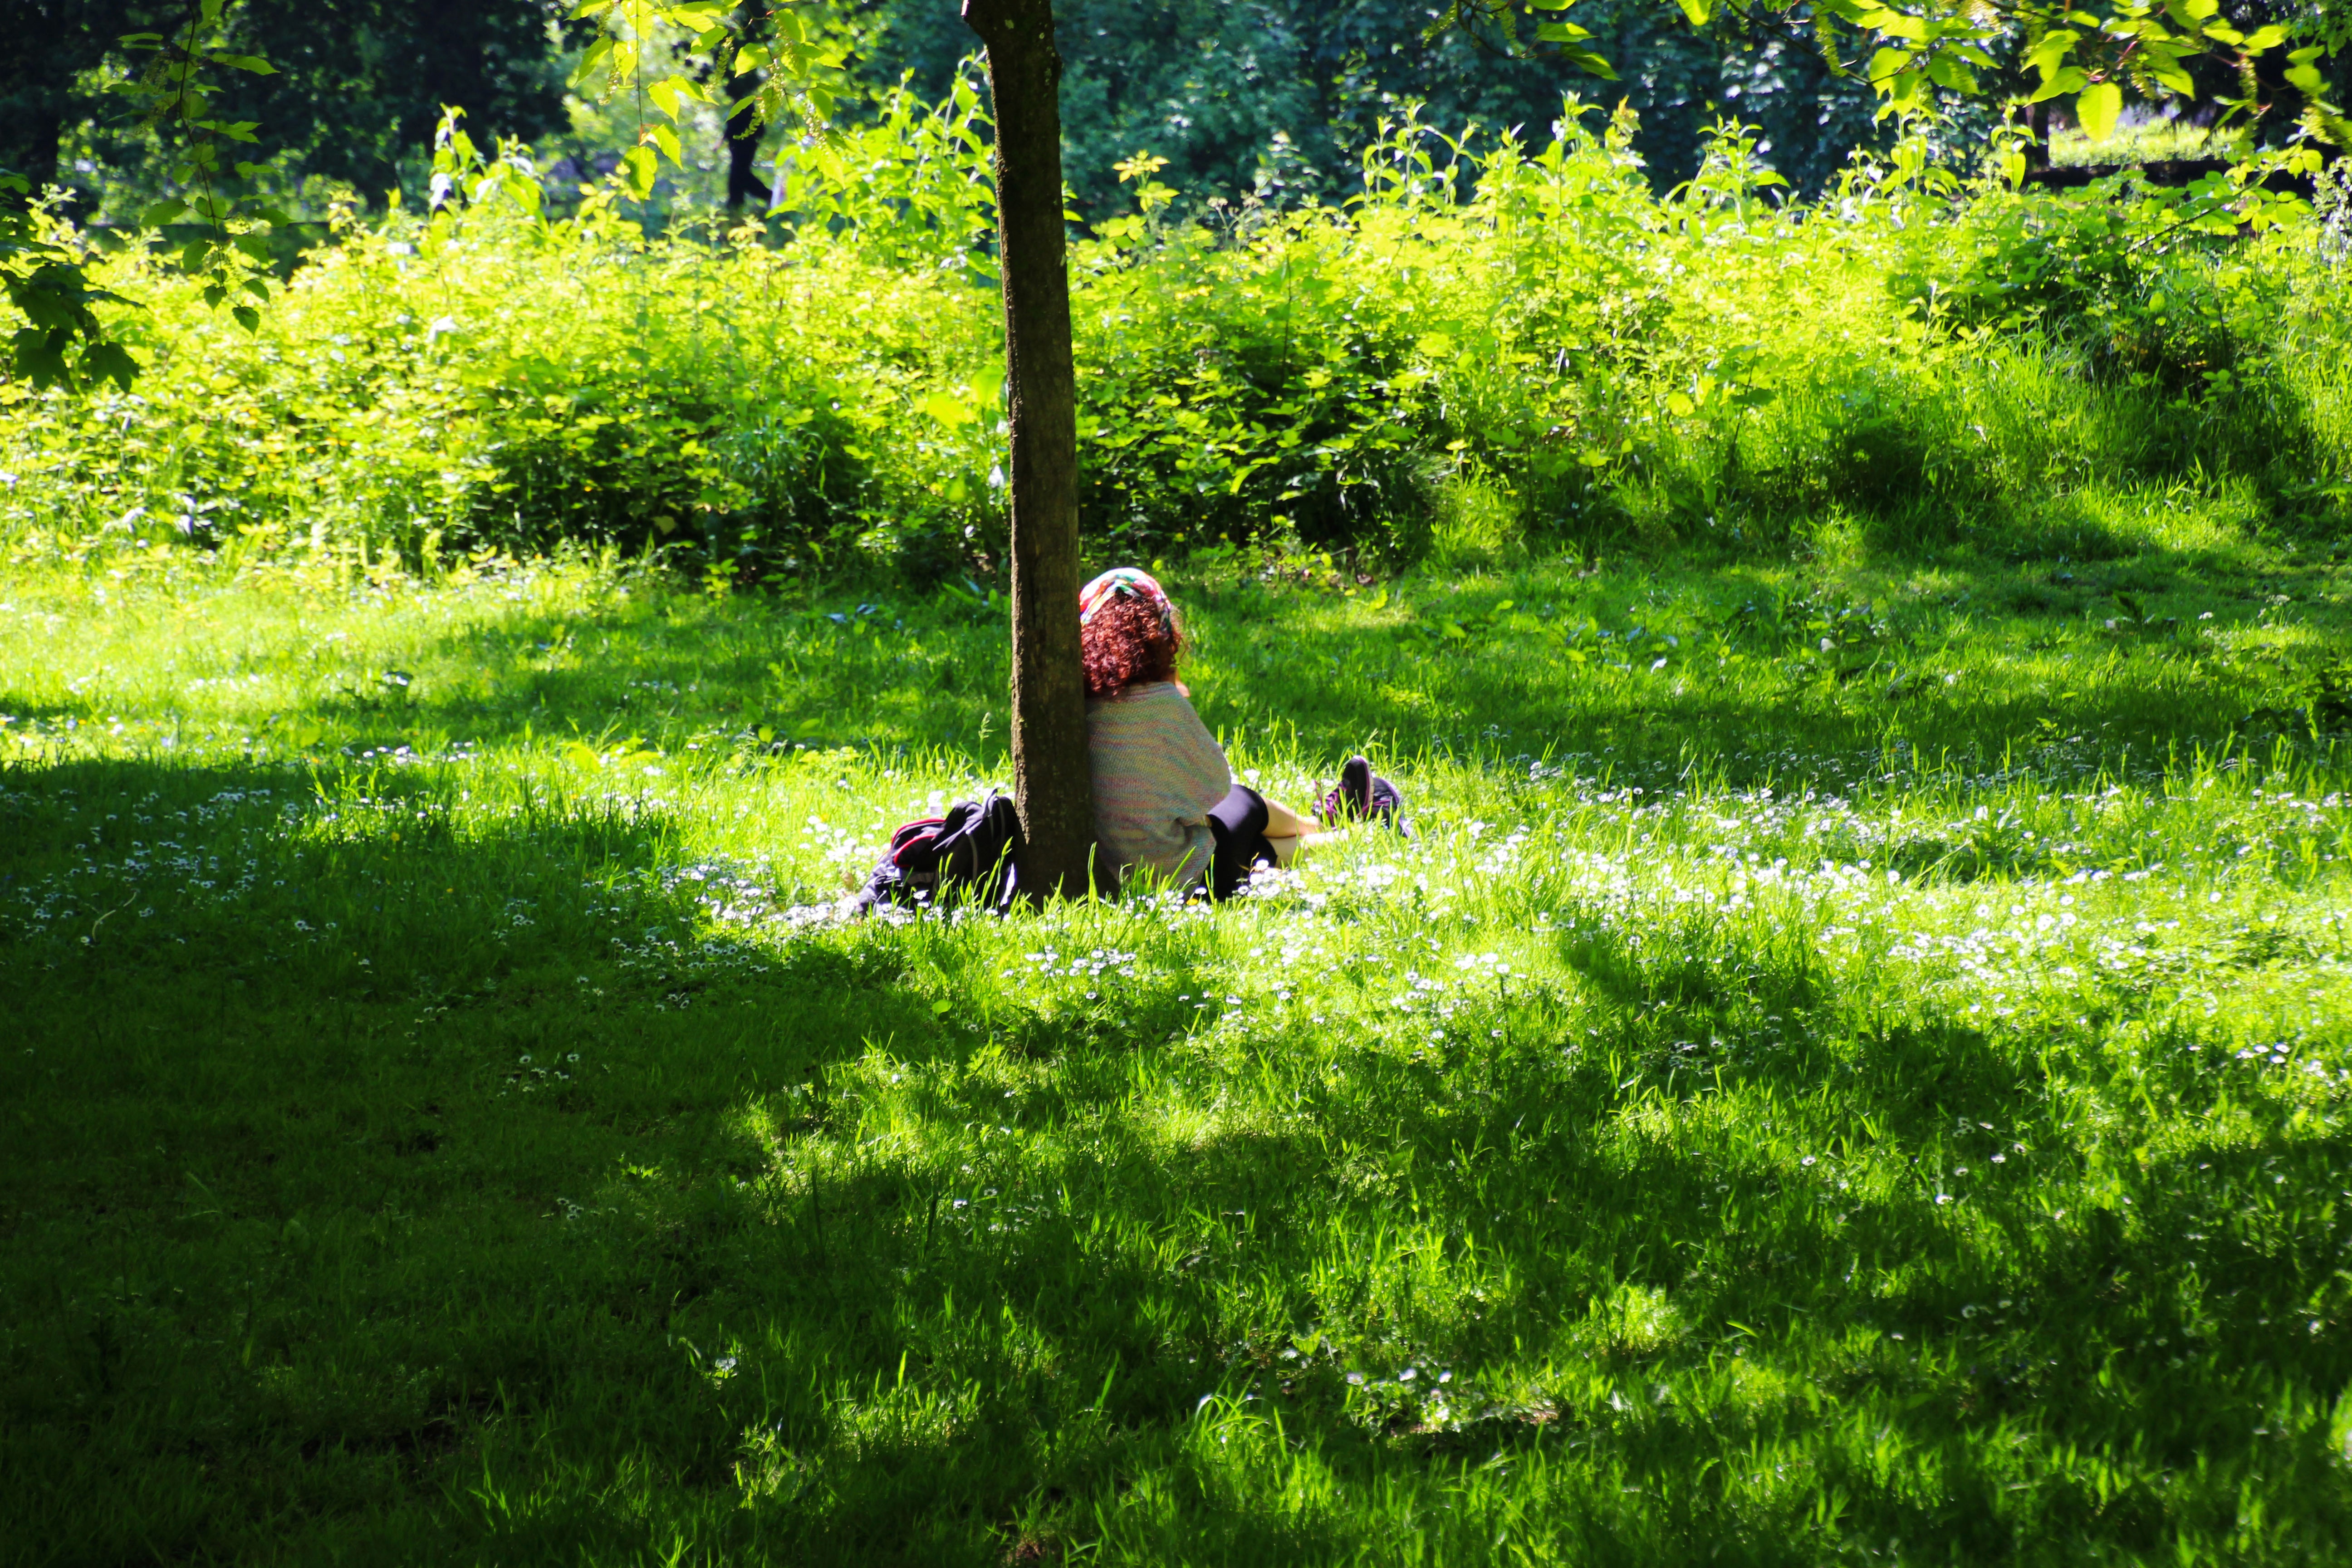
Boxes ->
[27,509,2352,789]
[1,752,1009,1562]
[9,634,2352,1560]
[287,599,1011,763]
[562,913,2352,1561]
[192,603,2300,794]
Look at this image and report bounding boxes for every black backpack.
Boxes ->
[854,790,1024,914]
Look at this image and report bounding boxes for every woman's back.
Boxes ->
[1085,680,1230,884]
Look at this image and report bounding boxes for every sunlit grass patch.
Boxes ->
[8,542,2352,1562]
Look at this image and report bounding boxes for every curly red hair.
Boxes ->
[1081,592,1182,698]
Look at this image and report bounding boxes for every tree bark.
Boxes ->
[725,81,772,210]
[0,100,66,198]
[963,0,1097,898]
[723,3,771,211]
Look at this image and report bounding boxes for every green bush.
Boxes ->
[4,100,2348,580]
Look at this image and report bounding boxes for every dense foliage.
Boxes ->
[15,0,571,212]
[5,100,2348,583]
[849,0,1896,208]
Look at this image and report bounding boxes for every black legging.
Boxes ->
[1205,784,1277,899]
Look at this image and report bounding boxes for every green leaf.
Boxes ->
[917,391,975,426]
[651,124,682,167]
[2241,24,2287,50]
[140,198,187,227]
[569,37,615,89]
[619,145,657,201]
[1559,44,1617,78]
[231,305,260,333]
[2026,29,2078,80]
[1926,54,1978,93]
[85,341,139,391]
[2077,80,2122,142]
[1676,0,1710,24]
[2146,55,2196,96]
[500,173,543,215]
[969,361,1007,408]
[2030,65,2089,103]
[211,54,277,74]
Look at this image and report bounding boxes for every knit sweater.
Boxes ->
[1085,681,1231,886]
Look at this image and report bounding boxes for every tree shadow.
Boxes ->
[13,526,2352,1560]
[207,597,1014,764]
[26,507,2348,789]
[570,912,2352,1562]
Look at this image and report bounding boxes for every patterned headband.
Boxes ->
[1078,567,1175,629]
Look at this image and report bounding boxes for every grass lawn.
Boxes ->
[10,503,2352,1564]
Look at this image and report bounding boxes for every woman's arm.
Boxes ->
[1262,796,1316,839]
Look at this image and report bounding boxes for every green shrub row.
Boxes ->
[4,98,2349,581]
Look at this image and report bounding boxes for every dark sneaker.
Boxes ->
[1319,756,1406,828]
[1316,755,1375,825]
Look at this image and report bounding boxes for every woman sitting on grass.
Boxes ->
[1080,567,1402,897]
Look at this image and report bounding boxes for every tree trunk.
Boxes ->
[0,102,66,199]
[724,3,771,211]
[725,81,772,210]
[963,0,1097,899]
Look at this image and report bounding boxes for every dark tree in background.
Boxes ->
[850,0,1893,211]
[1,1,153,194]
[16,2,2340,223]
[10,0,571,211]
[225,0,570,201]
[725,2,774,209]
[853,0,2349,211]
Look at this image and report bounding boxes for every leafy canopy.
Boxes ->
[1441,0,2348,148]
